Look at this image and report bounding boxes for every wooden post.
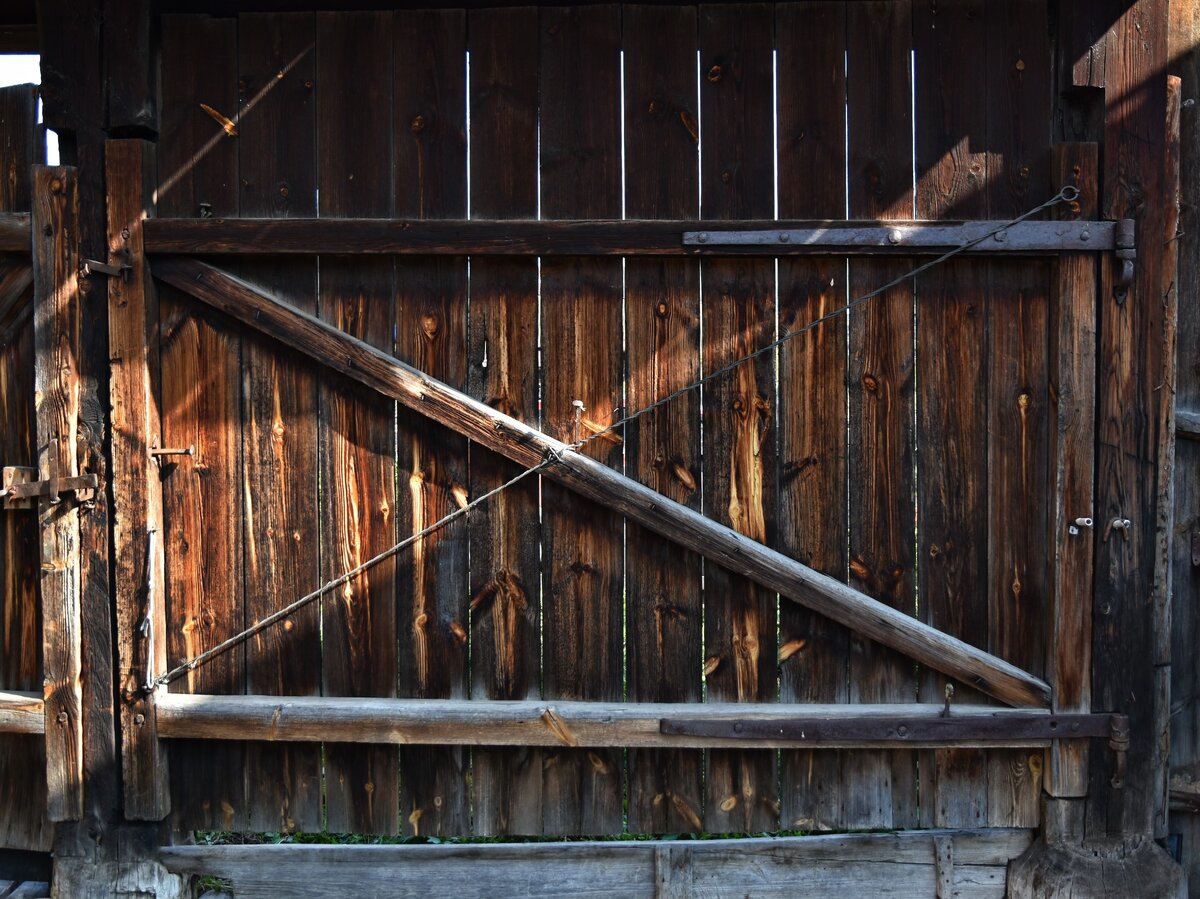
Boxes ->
[31,165,83,821]
[106,139,169,820]
[1045,143,1099,799]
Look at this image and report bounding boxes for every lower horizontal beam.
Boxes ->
[159,829,1035,899]
[154,695,1108,750]
[0,691,44,734]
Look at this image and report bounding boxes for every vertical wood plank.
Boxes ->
[466,6,543,836]
[776,0,849,834]
[1045,143,1098,798]
[699,2,778,834]
[316,10,399,835]
[106,139,169,821]
[236,11,321,835]
[539,3,624,836]
[984,0,1051,828]
[32,164,83,821]
[912,0,989,830]
[845,0,918,830]
[157,13,245,833]
[623,3,703,835]
[0,82,50,851]
[393,8,470,838]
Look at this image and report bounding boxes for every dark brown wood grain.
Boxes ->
[157,12,245,833]
[393,8,470,838]
[539,4,624,836]
[105,139,169,821]
[623,3,703,835]
[466,6,543,837]
[776,0,850,834]
[845,0,918,831]
[0,81,49,851]
[315,10,399,835]
[912,0,989,831]
[700,3,778,834]
[32,165,84,821]
[984,0,1052,829]
[1046,144,1099,799]
[236,11,321,834]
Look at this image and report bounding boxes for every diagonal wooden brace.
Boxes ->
[154,256,1052,709]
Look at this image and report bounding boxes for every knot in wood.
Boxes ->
[410,115,426,134]
[647,99,660,114]
[706,64,722,82]
[862,374,879,392]
[655,301,670,318]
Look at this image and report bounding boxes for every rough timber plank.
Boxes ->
[984,0,1051,829]
[236,11,321,835]
[316,9,399,836]
[392,8,469,839]
[159,829,1034,899]
[538,4,624,836]
[913,0,990,831]
[466,6,542,837]
[623,3,703,836]
[845,0,918,830]
[1045,143,1099,798]
[776,0,849,834]
[32,165,84,821]
[106,139,169,820]
[155,255,1054,713]
[0,82,50,851]
[699,2,778,834]
[157,12,245,832]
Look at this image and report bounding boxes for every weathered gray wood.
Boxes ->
[139,217,1117,256]
[153,257,1052,710]
[1175,409,1200,440]
[158,830,1034,899]
[32,165,83,822]
[0,691,43,734]
[105,139,169,820]
[155,695,1070,750]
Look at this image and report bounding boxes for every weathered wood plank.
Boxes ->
[102,0,156,133]
[393,7,469,839]
[1045,143,1099,798]
[139,217,1116,256]
[623,2,703,836]
[153,256,1054,711]
[0,692,43,734]
[776,0,849,834]
[845,0,918,830]
[539,3,625,836]
[105,139,169,820]
[158,830,1035,899]
[465,4,543,837]
[32,165,84,821]
[699,2,778,833]
[315,9,399,836]
[157,12,245,832]
[155,694,1093,749]
[0,82,49,852]
[913,0,989,831]
[0,264,33,344]
[235,10,321,835]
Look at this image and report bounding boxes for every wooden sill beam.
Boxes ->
[141,217,1117,256]
[0,691,44,734]
[154,695,1106,749]
[154,257,1052,710]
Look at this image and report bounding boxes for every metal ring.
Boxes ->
[1059,185,1081,202]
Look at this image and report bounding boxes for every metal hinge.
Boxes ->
[1,465,98,510]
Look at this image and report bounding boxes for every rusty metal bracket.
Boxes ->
[1,465,98,510]
[1113,218,1136,303]
[82,257,131,279]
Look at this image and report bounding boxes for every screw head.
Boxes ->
[56,711,68,724]
[134,713,146,726]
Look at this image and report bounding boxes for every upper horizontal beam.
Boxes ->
[140,217,1117,256]
[0,690,44,734]
[154,256,1052,709]
[155,694,1097,750]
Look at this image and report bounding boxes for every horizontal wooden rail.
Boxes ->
[155,257,1052,709]
[141,217,1117,256]
[0,691,45,734]
[156,695,1108,749]
[159,829,1035,899]
[1175,409,1200,440]
[0,212,30,252]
